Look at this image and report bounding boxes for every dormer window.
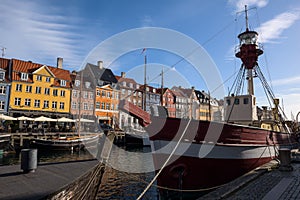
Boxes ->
[21,73,28,81]
[0,72,5,81]
[60,80,66,86]
[75,80,80,87]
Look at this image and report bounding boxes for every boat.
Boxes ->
[125,128,150,147]
[119,6,299,193]
[31,133,101,151]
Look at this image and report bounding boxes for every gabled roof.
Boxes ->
[33,65,56,77]
[10,58,72,88]
[115,75,137,85]
[86,63,117,85]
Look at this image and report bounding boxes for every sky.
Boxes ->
[1,0,300,119]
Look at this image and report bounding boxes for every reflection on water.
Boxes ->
[97,146,158,199]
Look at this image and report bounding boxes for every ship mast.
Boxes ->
[235,5,263,96]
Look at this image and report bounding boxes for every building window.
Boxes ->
[83,91,88,98]
[0,101,4,110]
[89,103,93,110]
[72,90,77,97]
[243,97,249,104]
[43,100,49,108]
[60,90,65,97]
[60,80,66,86]
[34,100,40,108]
[24,98,31,107]
[36,75,42,81]
[111,104,114,110]
[0,72,5,81]
[14,98,21,106]
[46,77,51,82]
[111,92,115,99]
[25,85,32,93]
[89,92,94,99]
[102,91,106,97]
[85,82,91,88]
[96,90,100,96]
[83,103,88,110]
[106,103,110,110]
[52,101,57,109]
[0,86,6,94]
[35,86,41,94]
[21,73,28,81]
[122,89,126,95]
[101,102,105,109]
[53,89,58,96]
[96,102,100,109]
[16,84,22,92]
[59,102,65,110]
[107,92,110,98]
[44,88,50,95]
[71,102,76,109]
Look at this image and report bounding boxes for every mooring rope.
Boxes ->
[137,119,192,199]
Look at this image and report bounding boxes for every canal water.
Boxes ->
[0,145,205,199]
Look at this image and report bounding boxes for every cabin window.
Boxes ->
[226,99,231,106]
[0,72,5,81]
[243,97,249,104]
[234,98,240,105]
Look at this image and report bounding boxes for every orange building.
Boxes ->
[95,84,119,126]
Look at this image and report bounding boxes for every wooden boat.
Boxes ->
[31,134,101,151]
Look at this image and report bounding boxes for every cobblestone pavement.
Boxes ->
[200,157,300,200]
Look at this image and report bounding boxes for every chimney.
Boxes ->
[97,61,103,69]
[57,57,63,69]
[121,72,126,78]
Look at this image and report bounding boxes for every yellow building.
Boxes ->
[9,58,72,118]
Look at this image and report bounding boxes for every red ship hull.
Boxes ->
[146,116,297,191]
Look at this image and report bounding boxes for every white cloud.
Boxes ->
[140,15,155,27]
[257,10,300,43]
[0,1,86,69]
[228,0,268,12]
[272,75,300,86]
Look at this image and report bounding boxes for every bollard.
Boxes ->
[21,149,38,173]
[279,148,293,171]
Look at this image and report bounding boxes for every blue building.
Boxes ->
[0,58,11,115]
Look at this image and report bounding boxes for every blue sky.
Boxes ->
[1,0,300,119]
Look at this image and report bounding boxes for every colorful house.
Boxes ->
[9,58,72,118]
[0,58,11,115]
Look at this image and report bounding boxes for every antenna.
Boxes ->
[245,5,249,31]
[1,46,6,57]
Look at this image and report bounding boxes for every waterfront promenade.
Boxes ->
[200,152,300,200]
[0,159,99,200]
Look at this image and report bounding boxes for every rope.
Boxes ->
[137,119,192,199]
